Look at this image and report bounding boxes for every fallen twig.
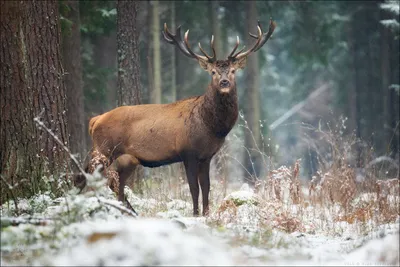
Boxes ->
[97,197,138,218]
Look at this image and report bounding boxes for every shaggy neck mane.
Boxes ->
[200,84,239,138]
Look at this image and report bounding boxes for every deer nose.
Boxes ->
[219,79,230,88]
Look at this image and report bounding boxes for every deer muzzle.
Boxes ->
[219,79,230,88]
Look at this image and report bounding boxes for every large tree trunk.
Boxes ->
[151,0,162,104]
[117,0,141,105]
[61,0,86,160]
[116,0,143,192]
[0,0,69,203]
[243,1,261,184]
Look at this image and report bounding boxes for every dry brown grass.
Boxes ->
[309,166,357,209]
[309,167,399,225]
[84,131,399,236]
[250,155,398,233]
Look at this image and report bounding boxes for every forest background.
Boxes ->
[1,0,399,203]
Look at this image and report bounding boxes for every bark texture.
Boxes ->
[0,0,69,202]
[116,0,143,190]
[117,0,141,105]
[61,0,86,158]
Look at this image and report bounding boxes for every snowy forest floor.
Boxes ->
[1,165,399,266]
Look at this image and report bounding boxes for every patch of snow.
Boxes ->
[224,183,259,206]
[39,218,234,266]
[124,187,158,212]
[166,199,192,211]
[339,232,399,266]
[156,209,182,219]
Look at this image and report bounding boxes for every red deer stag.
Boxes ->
[81,19,276,216]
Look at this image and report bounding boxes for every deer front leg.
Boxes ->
[184,159,200,216]
[198,159,211,216]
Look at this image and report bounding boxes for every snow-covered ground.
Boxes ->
[1,173,399,266]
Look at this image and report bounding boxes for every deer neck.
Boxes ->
[200,84,239,138]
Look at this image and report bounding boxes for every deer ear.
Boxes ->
[233,57,247,69]
[198,60,215,72]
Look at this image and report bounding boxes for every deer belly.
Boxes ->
[126,135,182,168]
[138,156,182,168]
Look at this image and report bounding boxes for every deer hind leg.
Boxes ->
[108,154,139,202]
[198,159,211,216]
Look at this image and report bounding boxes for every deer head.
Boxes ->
[162,18,276,94]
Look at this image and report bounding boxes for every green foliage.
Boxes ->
[79,1,116,36]
[79,1,117,112]
[81,38,115,112]
[59,2,73,37]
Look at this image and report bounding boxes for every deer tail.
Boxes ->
[88,115,101,137]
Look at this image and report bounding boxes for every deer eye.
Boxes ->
[211,71,216,75]
[231,69,235,74]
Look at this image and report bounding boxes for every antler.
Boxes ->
[162,23,217,62]
[248,18,276,52]
[228,18,276,61]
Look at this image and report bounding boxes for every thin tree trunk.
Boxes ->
[380,9,391,154]
[145,0,153,104]
[1,0,69,202]
[389,34,400,160]
[61,0,86,159]
[117,0,141,105]
[170,1,177,102]
[173,0,186,100]
[350,5,364,167]
[347,21,358,137]
[93,31,117,110]
[175,35,186,99]
[151,0,162,104]
[210,0,229,184]
[211,1,222,57]
[243,0,261,184]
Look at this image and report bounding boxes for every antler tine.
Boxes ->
[183,30,208,61]
[248,18,277,52]
[249,20,263,39]
[233,25,262,60]
[162,23,174,44]
[228,36,240,59]
[162,23,199,59]
[231,45,247,59]
[198,35,216,62]
[163,22,218,63]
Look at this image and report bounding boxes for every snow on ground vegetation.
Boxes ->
[1,164,399,266]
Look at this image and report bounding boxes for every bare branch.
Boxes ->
[97,197,138,217]
[33,110,87,176]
